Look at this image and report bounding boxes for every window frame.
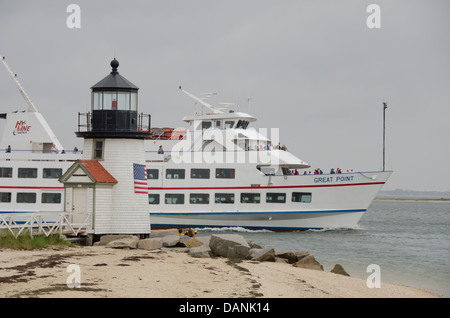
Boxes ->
[292,192,312,203]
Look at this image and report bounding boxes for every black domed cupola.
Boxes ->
[77,58,151,139]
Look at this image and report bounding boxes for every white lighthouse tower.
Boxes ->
[61,58,151,237]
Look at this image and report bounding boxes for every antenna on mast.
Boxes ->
[179,86,223,114]
[1,55,39,112]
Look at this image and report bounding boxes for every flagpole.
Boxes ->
[383,102,387,171]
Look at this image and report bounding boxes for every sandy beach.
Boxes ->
[0,245,440,298]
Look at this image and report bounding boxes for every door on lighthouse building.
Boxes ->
[71,186,88,224]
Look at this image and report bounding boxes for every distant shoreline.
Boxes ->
[375,198,450,203]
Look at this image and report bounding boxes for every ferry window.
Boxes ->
[190,193,209,204]
[0,192,11,203]
[241,193,260,204]
[266,193,286,203]
[147,169,159,180]
[216,168,235,179]
[42,193,61,204]
[292,192,312,203]
[166,169,185,179]
[191,169,210,179]
[225,121,234,129]
[215,120,221,128]
[0,167,12,178]
[18,168,37,179]
[215,193,234,204]
[17,193,37,203]
[93,140,104,159]
[148,194,160,205]
[165,193,184,204]
[43,168,63,179]
[202,121,212,130]
[236,120,249,129]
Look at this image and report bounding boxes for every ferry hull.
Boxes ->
[149,171,392,231]
[150,210,366,231]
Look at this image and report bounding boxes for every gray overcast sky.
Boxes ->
[1,0,449,191]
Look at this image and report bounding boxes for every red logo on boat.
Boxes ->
[13,120,31,135]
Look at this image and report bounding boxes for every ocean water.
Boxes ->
[197,201,450,297]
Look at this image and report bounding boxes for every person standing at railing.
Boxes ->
[5,145,11,153]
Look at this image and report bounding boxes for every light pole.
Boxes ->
[383,102,387,171]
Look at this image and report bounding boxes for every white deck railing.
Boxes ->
[0,212,92,238]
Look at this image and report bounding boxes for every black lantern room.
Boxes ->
[77,58,151,139]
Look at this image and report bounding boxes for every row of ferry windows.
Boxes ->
[149,168,235,180]
[0,192,61,204]
[148,192,312,205]
[0,167,62,179]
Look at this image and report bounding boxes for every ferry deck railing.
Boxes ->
[0,212,92,238]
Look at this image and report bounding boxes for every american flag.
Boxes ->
[133,163,148,194]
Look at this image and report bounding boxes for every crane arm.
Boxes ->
[1,55,38,112]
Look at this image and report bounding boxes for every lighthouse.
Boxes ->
[60,58,151,237]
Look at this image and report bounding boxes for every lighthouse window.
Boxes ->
[292,192,312,203]
[103,92,116,110]
[0,192,11,203]
[266,193,286,203]
[131,92,138,111]
[148,194,160,205]
[93,140,104,159]
[18,168,37,179]
[241,193,260,204]
[216,168,235,179]
[42,193,61,204]
[190,193,209,204]
[93,92,103,110]
[17,193,37,203]
[146,169,159,180]
[165,193,184,204]
[191,169,210,179]
[166,169,185,179]
[0,167,13,178]
[43,168,63,179]
[215,193,234,204]
[117,92,130,110]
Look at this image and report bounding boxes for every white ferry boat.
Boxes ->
[0,56,392,231]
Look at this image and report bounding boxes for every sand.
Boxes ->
[0,245,440,298]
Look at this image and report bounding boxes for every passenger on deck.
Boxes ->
[330,168,335,174]
[158,145,164,154]
[5,145,11,153]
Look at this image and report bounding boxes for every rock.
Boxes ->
[250,248,276,262]
[183,237,204,248]
[293,254,324,271]
[105,237,139,249]
[331,264,350,276]
[247,240,264,249]
[275,251,297,264]
[295,250,310,262]
[189,245,212,258]
[138,238,163,250]
[97,235,139,246]
[161,235,181,247]
[150,229,180,238]
[209,234,250,259]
